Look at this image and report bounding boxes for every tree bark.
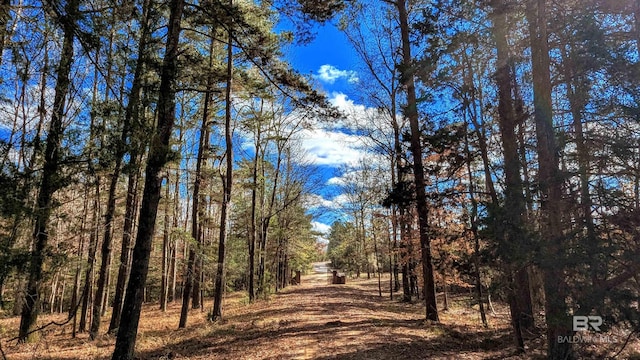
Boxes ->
[179,41,213,324]
[400,217,411,302]
[257,140,284,297]
[391,100,410,301]
[111,0,185,357]
[372,217,382,297]
[80,183,100,333]
[462,125,488,328]
[70,187,89,325]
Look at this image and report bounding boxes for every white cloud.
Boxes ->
[329,194,352,209]
[303,193,341,210]
[236,92,390,169]
[316,65,359,84]
[329,92,365,113]
[326,176,346,186]
[292,92,394,167]
[296,128,366,166]
[324,92,397,135]
[303,193,352,215]
[311,221,331,235]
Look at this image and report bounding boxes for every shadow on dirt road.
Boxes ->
[137,270,530,360]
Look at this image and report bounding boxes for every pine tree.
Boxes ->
[526,0,573,358]
[111,0,185,356]
[18,0,80,343]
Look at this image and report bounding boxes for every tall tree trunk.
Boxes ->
[461,49,517,334]
[108,0,151,334]
[389,207,399,293]
[191,44,215,310]
[18,0,78,341]
[463,127,488,328]
[248,125,261,303]
[111,0,185,357]
[49,271,59,314]
[70,186,89,323]
[526,1,573,358]
[211,6,233,321]
[257,141,284,297]
[161,178,170,312]
[59,277,66,314]
[400,217,411,302]
[169,229,177,302]
[490,0,534,351]
[173,167,183,302]
[101,258,112,317]
[391,100,408,300]
[394,0,438,321]
[179,41,213,324]
[372,217,382,297]
[80,183,101,333]
[0,276,5,310]
[91,49,128,340]
[560,44,600,302]
[385,214,394,299]
[108,152,140,333]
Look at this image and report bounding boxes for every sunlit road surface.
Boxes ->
[312,261,331,273]
[303,262,332,285]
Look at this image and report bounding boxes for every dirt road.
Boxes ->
[136,268,523,360]
[1,267,529,360]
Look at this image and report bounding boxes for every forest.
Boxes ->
[0,0,639,359]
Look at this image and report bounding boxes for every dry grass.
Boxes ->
[0,270,637,359]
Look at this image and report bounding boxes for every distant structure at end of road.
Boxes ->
[331,270,346,284]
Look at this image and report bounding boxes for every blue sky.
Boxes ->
[285,24,358,92]
[281,22,370,238]
[0,18,371,243]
